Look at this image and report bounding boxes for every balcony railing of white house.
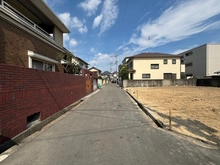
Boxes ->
[0,0,54,42]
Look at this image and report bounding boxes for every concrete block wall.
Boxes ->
[0,64,96,144]
[123,79,197,88]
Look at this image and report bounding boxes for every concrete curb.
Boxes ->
[0,90,100,154]
[125,90,165,129]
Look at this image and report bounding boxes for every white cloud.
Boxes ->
[63,33,70,42]
[92,14,103,29]
[71,17,88,34]
[92,0,119,35]
[122,0,220,53]
[100,0,119,35]
[88,52,112,71]
[63,33,70,47]
[69,39,78,47]
[58,12,71,28]
[171,44,198,54]
[78,0,102,16]
[90,47,96,53]
[58,12,88,34]
[44,0,65,7]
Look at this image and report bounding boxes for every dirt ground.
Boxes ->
[126,86,220,146]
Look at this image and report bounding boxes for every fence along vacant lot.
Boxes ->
[127,86,220,146]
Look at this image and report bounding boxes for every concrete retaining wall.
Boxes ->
[123,79,197,88]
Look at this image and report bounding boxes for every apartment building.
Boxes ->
[0,0,70,72]
[178,44,220,77]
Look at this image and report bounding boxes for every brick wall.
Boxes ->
[0,64,97,144]
[0,17,63,72]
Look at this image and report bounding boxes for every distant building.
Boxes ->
[122,53,182,80]
[89,67,102,76]
[178,44,220,78]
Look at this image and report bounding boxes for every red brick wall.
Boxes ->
[0,64,96,144]
[0,18,63,72]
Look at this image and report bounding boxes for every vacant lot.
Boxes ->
[126,86,220,146]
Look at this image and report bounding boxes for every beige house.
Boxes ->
[178,44,220,78]
[122,53,182,80]
[89,67,102,76]
[72,56,89,69]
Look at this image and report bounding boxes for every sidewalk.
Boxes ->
[1,84,220,165]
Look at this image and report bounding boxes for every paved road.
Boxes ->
[1,84,220,165]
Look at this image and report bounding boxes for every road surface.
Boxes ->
[1,84,219,164]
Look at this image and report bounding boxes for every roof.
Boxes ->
[63,47,74,56]
[31,0,70,33]
[122,52,181,63]
[102,71,111,75]
[75,57,89,65]
[131,52,181,58]
[89,67,102,72]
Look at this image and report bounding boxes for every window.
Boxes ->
[151,64,159,69]
[28,50,57,72]
[142,74,151,78]
[181,56,185,64]
[172,59,176,64]
[163,59,168,64]
[128,61,133,69]
[32,59,53,71]
[185,52,193,56]
[185,62,193,67]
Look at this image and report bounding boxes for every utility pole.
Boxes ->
[115,54,118,72]
[110,56,113,73]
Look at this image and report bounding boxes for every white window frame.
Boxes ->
[27,50,58,72]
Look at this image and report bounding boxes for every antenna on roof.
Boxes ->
[148,36,151,52]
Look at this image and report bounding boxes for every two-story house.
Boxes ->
[72,56,89,69]
[122,53,182,80]
[0,0,70,72]
[89,67,102,77]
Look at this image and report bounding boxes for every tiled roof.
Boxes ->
[131,52,181,58]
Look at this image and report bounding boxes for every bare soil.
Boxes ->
[126,86,220,146]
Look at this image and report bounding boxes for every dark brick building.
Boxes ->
[0,0,70,72]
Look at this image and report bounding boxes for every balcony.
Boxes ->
[0,0,54,42]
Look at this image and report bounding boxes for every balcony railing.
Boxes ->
[0,0,54,42]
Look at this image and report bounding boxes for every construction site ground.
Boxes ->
[126,86,220,146]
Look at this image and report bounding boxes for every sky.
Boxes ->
[44,0,220,72]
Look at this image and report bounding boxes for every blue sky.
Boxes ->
[44,0,220,72]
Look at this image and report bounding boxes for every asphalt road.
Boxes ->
[1,84,220,165]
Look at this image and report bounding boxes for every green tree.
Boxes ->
[119,64,129,80]
[57,52,81,74]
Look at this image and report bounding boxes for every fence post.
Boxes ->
[169,109,172,130]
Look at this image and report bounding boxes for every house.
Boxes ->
[72,56,89,69]
[0,0,70,72]
[101,71,112,79]
[89,67,102,77]
[122,52,182,80]
[178,44,220,78]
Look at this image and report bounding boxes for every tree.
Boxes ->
[119,64,129,80]
[57,52,81,74]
